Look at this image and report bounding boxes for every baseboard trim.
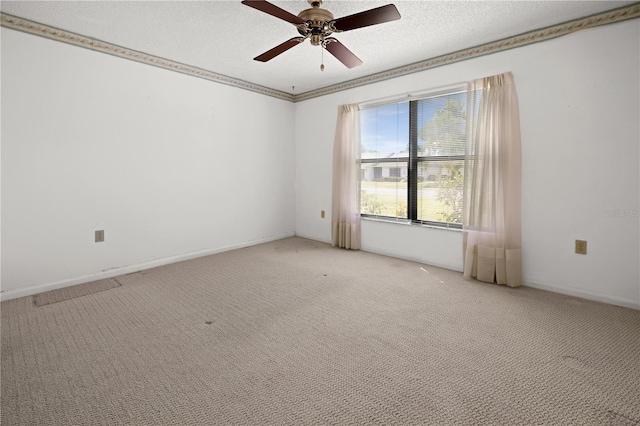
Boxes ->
[5,233,637,311]
[0,233,295,302]
[361,246,464,273]
[293,232,332,245]
[523,280,640,310]
[294,233,464,272]
[293,235,639,311]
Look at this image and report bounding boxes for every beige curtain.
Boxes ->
[463,72,522,286]
[331,104,361,250]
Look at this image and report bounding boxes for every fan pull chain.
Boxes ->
[320,46,325,72]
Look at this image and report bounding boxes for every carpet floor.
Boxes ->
[2,237,639,425]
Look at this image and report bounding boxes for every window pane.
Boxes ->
[417,92,466,158]
[361,102,410,158]
[361,162,407,218]
[360,101,409,218]
[417,160,464,224]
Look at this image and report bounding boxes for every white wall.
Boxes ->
[1,28,296,299]
[3,20,638,309]
[295,20,640,309]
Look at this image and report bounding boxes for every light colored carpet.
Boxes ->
[2,237,639,425]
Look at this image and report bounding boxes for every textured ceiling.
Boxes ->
[1,1,635,95]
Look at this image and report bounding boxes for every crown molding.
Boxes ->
[293,3,640,102]
[0,12,295,102]
[2,3,639,103]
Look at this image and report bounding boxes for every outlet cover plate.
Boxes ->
[95,230,105,243]
[575,239,587,254]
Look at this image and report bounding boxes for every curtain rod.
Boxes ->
[358,81,467,109]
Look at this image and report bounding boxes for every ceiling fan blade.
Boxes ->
[254,37,305,62]
[241,0,305,25]
[332,4,401,32]
[324,39,363,69]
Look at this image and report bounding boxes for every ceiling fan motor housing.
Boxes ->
[297,7,335,45]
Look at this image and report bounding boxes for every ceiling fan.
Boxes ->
[241,0,401,69]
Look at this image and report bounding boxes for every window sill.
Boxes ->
[361,216,463,232]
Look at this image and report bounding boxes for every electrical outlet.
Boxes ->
[95,230,105,243]
[575,240,587,255]
[321,210,325,219]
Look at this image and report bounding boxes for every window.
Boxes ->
[360,89,467,229]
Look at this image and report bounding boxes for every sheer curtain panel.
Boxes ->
[463,72,522,286]
[332,104,361,250]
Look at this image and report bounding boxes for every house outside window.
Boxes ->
[360,88,467,228]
